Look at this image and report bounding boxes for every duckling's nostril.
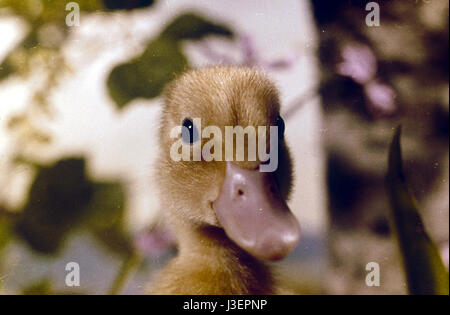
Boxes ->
[237,189,244,196]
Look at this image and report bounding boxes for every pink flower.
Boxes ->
[337,42,397,117]
[337,43,376,84]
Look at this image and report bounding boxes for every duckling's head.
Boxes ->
[157,66,300,261]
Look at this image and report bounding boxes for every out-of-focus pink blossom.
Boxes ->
[364,80,396,116]
[337,42,397,118]
[337,43,376,84]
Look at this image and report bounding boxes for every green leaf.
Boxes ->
[161,13,233,41]
[107,38,188,108]
[14,158,94,255]
[107,13,233,108]
[14,156,132,257]
[386,126,449,295]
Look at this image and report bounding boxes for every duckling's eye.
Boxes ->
[182,118,199,144]
[276,115,285,139]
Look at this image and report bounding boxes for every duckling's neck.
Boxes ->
[170,225,274,294]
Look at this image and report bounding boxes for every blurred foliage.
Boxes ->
[386,127,449,295]
[0,1,233,108]
[15,158,94,254]
[11,157,133,258]
[313,0,449,294]
[0,0,100,80]
[107,12,233,108]
[0,0,101,24]
[108,38,188,108]
[0,1,105,151]
[161,13,233,41]
[0,156,133,294]
[0,0,157,81]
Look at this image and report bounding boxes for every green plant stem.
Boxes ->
[108,252,141,295]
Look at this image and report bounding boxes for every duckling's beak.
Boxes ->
[213,162,301,261]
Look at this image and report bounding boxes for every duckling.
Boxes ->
[149,66,300,294]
